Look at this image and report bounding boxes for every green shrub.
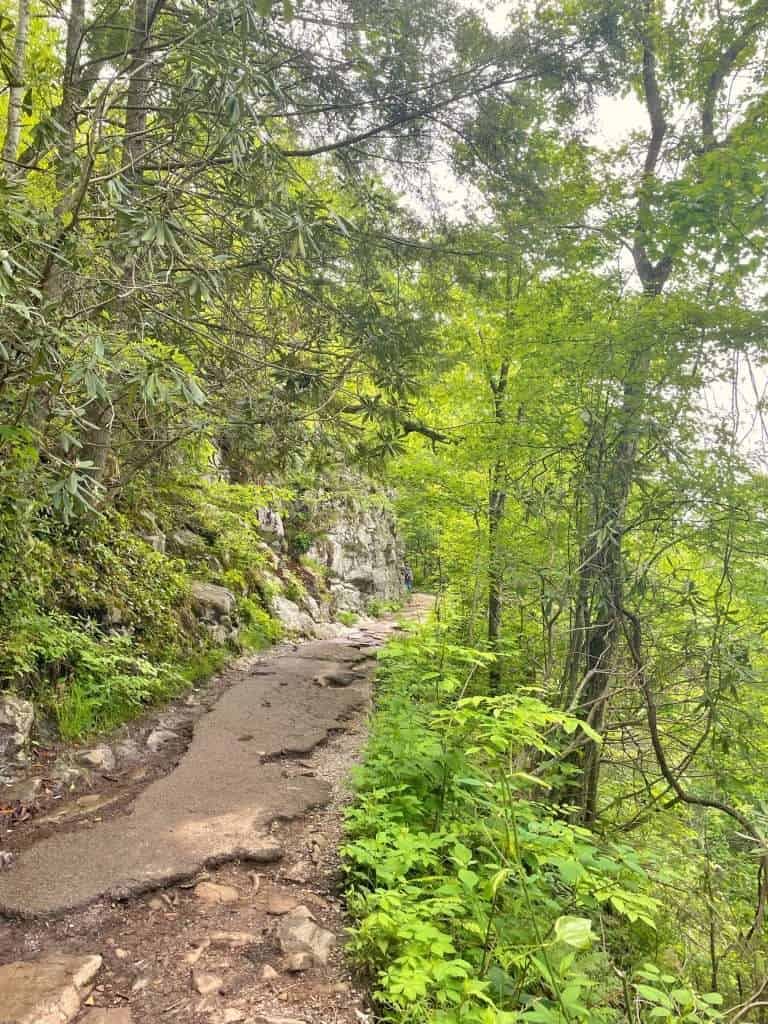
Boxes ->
[282,570,307,604]
[338,610,359,626]
[367,597,403,617]
[49,509,191,656]
[343,630,720,1024]
[239,597,283,649]
[0,610,184,740]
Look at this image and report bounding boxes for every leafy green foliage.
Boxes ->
[0,474,292,738]
[1,611,183,740]
[344,629,718,1023]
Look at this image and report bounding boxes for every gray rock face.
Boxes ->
[0,695,34,764]
[311,622,347,640]
[138,512,167,554]
[257,507,286,550]
[308,496,404,613]
[190,582,236,620]
[270,595,316,636]
[168,528,207,555]
[143,531,166,553]
[190,582,239,645]
[0,952,102,1024]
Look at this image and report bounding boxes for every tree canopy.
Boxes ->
[3,0,768,1020]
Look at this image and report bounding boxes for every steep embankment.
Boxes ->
[0,474,404,800]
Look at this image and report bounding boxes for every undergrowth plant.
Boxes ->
[1,611,184,739]
[343,629,722,1024]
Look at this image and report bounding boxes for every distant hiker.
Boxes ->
[403,564,414,592]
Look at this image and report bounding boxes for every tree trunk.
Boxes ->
[2,0,31,173]
[122,0,153,177]
[563,0,674,823]
[58,0,86,175]
[487,361,509,694]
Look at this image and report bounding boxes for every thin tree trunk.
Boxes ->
[2,0,32,173]
[565,0,674,823]
[122,0,152,177]
[487,361,509,694]
[58,0,86,175]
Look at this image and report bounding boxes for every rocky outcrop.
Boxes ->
[308,496,404,613]
[168,527,208,555]
[0,695,34,766]
[190,581,238,645]
[257,507,286,551]
[270,595,316,636]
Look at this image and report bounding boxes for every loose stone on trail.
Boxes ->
[0,952,102,1024]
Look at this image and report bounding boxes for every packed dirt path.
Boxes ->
[0,594,433,1024]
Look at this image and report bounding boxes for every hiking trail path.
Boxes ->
[0,594,433,1024]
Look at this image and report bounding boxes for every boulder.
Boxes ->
[168,528,207,555]
[0,695,34,763]
[0,952,102,1024]
[270,596,315,636]
[77,745,116,772]
[277,905,335,966]
[146,728,177,753]
[194,881,240,904]
[190,582,236,621]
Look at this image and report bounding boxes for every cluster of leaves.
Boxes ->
[0,610,184,740]
[343,628,723,1023]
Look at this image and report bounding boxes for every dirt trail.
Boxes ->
[0,596,432,1024]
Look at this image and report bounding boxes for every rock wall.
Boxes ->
[307,497,405,614]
